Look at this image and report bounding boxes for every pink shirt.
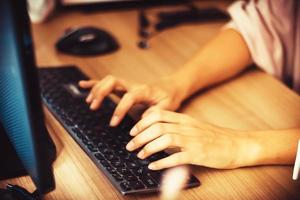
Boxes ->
[227,0,300,93]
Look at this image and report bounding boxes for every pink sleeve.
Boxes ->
[225,0,295,80]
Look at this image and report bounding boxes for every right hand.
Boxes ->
[78,75,184,127]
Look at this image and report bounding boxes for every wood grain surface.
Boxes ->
[1,2,300,200]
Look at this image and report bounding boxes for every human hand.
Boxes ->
[126,109,250,170]
[79,75,184,126]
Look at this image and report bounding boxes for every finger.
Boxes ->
[85,82,103,103]
[110,83,154,126]
[109,92,140,126]
[88,76,113,103]
[131,110,169,136]
[86,84,101,104]
[88,83,104,107]
[137,134,181,159]
[142,95,180,118]
[148,152,189,170]
[141,100,174,118]
[89,77,118,110]
[78,80,98,88]
[89,75,127,108]
[141,106,160,118]
[126,122,170,151]
[130,110,196,136]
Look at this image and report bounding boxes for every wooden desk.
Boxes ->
[1,2,300,200]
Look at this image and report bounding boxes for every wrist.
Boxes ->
[162,74,189,105]
[170,62,210,101]
[235,131,263,168]
[166,73,192,102]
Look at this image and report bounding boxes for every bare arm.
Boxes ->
[171,28,253,101]
[240,129,300,167]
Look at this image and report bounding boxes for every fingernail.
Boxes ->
[137,150,144,159]
[126,141,134,151]
[86,94,93,103]
[148,163,156,170]
[130,126,137,136]
[90,99,97,110]
[110,115,119,126]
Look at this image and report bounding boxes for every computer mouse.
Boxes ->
[56,26,119,56]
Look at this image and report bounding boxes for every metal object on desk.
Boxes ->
[137,5,229,49]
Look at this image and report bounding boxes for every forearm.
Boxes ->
[170,28,252,101]
[238,129,300,167]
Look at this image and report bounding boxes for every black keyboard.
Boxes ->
[38,66,200,195]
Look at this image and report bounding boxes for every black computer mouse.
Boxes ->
[56,26,119,56]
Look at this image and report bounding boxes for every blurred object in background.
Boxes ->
[160,165,190,200]
[61,0,137,5]
[293,140,300,180]
[137,5,229,49]
[27,0,56,23]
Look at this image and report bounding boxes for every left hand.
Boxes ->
[126,109,249,170]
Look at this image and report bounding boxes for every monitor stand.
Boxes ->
[0,125,27,180]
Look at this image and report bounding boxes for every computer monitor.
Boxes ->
[0,0,56,195]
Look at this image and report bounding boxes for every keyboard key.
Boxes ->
[136,158,150,166]
[87,144,98,152]
[117,167,131,175]
[97,141,106,149]
[130,180,145,190]
[73,130,84,139]
[100,159,110,167]
[126,161,139,169]
[112,172,123,182]
[148,171,163,185]
[115,149,129,156]
[131,168,143,177]
[111,160,124,168]
[104,153,115,160]
[101,148,113,155]
[81,138,89,145]
[94,153,105,161]
[140,175,157,188]
[123,173,138,182]
[120,182,131,191]
[110,143,119,149]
